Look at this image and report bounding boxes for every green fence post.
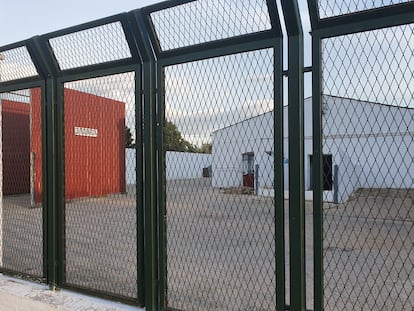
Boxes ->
[312,34,323,311]
[274,37,286,311]
[45,76,58,288]
[156,62,166,311]
[133,9,158,311]
[281,0,306,310]
[134,64,145,307]
[28,36,61,289]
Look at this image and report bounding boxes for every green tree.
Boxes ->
[164,120,198,152]
[126,126,135,148]
[199,143,212,154]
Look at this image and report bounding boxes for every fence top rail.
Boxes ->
[0,0,286,84]
[308,0,414,35]
[141,0,282,60]
[0,11,148,84]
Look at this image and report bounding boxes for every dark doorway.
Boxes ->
[309,154,333,191]
[242,152,254,188]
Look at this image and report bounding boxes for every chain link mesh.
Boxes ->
[150,0,271,51]
[321,23,414,310]
[0,88,43,278]
[318,0,413,18]
[163,48,277,310]
[49,22,131,70]
[0,47,38,82]
[63,73,137,298]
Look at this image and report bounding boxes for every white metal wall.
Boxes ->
[212,96,414,202]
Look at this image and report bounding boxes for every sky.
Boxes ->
[1,1,410,143]
[0,0,160,46]
[0,0,311,47]
[0,0,313,145]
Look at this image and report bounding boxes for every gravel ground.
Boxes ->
[0,180,413,310]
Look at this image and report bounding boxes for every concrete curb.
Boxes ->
[0,274,143,311]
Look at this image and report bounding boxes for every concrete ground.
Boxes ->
[0,179,413,310]
[0,274,142,311]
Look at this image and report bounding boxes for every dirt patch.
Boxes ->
[350,188,414,201]
[222,186,254,195]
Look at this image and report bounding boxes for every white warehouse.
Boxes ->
[212,95,414,202]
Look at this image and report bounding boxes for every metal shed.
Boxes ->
[2,88,126,202]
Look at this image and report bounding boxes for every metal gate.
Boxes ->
[0,1,413,310]
[309,1,414,310]
[142,1,284,309]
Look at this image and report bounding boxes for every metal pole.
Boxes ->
[281,0,306,310]
[273,37,286,311]
[312,34,324,311]
[0,77,2,267]
[0,53,5,268]
[133,9,158,310]
[45,76,58,289]
[27,35,61,288]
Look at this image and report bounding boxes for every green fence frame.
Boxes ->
[140,1,285,309]
[308,1,414,310]
[0,1,303,309]
[0,11,151,307]
[1,0,413,310]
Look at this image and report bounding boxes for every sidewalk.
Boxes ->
[0,274,143,311]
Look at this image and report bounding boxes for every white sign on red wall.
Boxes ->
[74,127,98,138]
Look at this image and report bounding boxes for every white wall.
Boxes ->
[212,111,273,189]
[165,151,212,180]
[322,96,414,201]
[126,149,136,184]
[126,149,212,184]
[212,96,414,202]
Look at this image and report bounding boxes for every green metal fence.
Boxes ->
[0,42,46,282]
[142,1,283,308]
[0,84,44,280]
[0,13,148,306]
[0,0,413,310]
[309,1,414,310]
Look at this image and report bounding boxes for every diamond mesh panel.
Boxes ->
[150,0,271,51]
[163,49,277,310]
[318,0,413,18]
[0,88,43,278]
[0,47,38,82]
[49,22,131,70]
[321,24,414,310]
[64,73,137,298]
